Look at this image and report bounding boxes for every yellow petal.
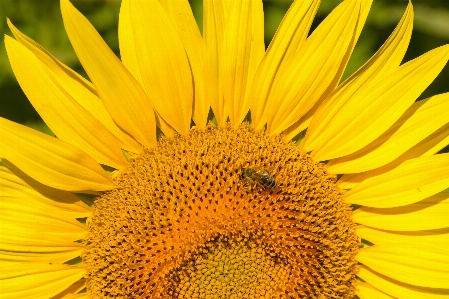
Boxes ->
[328,93,449,174]
[338,122,449,189]
[50,279,86,299]
[117,2,175,139]
[203,0,229,126]
[303,2,413,152]
[356,282,395,299]
[61,0,156,148]
[283,0,375,139]
[222,0,264,125]
[352,192,449,231]
[357,244,449,289]
[7,19,141,154]
[283,118,311,143]
[418,123,449,158]
[0,262,84,299]
[358,266,449,299]
[118,0,193,135]
[0,196,87,242]
[1,221,84,249]
[310,44,449,161]
[5,36,128,170]
[266,0,372,135]
[0,228,83,263]
[158,0,208,129]
[356,226,449,250]
[250,0,321,130]
[0,117,114,192]
[344,154,449,208]
[154,115,177,138]
[0,165,91,218]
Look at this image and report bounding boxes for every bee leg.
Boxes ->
[254,181,264,191]
[243,178,253,188]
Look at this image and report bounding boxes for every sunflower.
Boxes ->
[1,0,449,298]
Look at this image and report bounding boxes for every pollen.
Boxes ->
[82,123,359,298]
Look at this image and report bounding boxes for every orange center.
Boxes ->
[83,124,359,298]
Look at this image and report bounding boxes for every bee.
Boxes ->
[241,167,277,189]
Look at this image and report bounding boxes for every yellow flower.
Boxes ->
[1,0,449,298]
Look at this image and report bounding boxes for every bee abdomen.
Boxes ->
[260,172,276,188]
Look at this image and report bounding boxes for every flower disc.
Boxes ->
[83,124,359,298]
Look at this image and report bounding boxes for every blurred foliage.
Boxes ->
[0,0,448,135]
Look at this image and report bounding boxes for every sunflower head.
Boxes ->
[82,124,359,298]
[1,0,449,298]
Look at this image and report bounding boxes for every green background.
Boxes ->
[0,0,448,137]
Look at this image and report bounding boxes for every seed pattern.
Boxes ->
[170,240,290,299]
[83,124,359,298]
